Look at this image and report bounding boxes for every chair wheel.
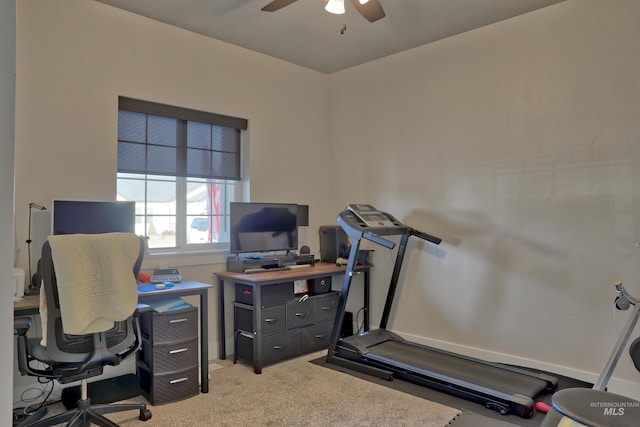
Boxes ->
[139,408,152,421]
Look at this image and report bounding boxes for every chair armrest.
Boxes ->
[115,316,144,362]
[14,317,56,379]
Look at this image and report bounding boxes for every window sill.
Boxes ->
[141,248,229,269]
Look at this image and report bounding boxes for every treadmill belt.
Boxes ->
[367,340,548,398]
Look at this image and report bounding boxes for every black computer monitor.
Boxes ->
[229,202,298,254]
[52,200,135,235]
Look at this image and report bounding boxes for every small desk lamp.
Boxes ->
[25,202,47,295]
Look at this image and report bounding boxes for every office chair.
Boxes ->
[14,234,152,427]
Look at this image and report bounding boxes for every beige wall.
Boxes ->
[329,0,640,398]
[11,0,640,410]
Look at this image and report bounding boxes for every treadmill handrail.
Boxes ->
[363,231,395,249]
[408,227,442,245]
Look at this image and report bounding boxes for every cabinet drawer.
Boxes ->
[140,336,198,374]
[314,292,340,322]
[236,330,302,366]
[140,306,198,343]
[262,330,302,365]
[235,282,294,306]
[302,321,333,353]
[235,303,286,335]
[138,363,199,405]
[286,298,314,328]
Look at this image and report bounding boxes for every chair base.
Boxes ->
[17,397,152,427]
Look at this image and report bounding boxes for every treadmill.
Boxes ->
[326,204,558,418]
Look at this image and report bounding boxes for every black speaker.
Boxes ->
[341,311,354,338]
[308,276,331,295]
[319,225,349,263]
[296,204,309,226]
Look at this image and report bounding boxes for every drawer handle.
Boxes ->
[321,306,333,311]
[273,345,286,352]
[169,348,188,354]
[169,318,188,324]
[315,334,326,339]
[294,312,308,318]
[169,377,189,384]
[264,317,278,324]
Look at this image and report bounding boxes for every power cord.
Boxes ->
[355,306,366,334]
[13,377,58,426]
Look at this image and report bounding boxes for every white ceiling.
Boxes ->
[96,0,565,74]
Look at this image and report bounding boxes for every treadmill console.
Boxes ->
[346,204,400,228]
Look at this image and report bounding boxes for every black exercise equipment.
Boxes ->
[326,204,558,418]
[540,281,640,426]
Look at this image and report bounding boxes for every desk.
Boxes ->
[13,294,40,316]
[14,294,152,316]
[13,281,212,394]
[214,262,370,362]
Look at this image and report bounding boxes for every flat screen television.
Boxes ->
[52,200,136,235]
[229,202,299,254]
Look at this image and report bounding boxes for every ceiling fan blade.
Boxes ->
[350,0,386,22]
[261,0,299,12]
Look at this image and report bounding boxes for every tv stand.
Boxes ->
[226,253,314,273]
[214,262,371,370]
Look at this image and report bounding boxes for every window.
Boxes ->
[117,97,247,251]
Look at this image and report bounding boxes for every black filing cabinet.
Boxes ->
[233,278,339,373]
[137,306,200,405]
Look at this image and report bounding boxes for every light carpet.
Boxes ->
[39,351,460,426]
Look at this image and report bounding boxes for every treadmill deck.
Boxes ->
[367,339,549,398]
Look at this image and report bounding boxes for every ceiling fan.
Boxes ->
[261,0,386,23]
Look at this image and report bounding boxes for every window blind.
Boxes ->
[117,97,247,181]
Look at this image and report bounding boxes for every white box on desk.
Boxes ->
[13,267,25,300]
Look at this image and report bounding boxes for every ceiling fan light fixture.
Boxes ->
[325,0,345,15]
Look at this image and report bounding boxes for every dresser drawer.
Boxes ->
[286,298,314,328]
[235,282,294,306]
[140,336,198,374]
[302,321,333,353]
[262,330,302,365]
[235,303,286,335]
[138,363,199,405]
[140,306,198,343]
[313,292,340,322]
[236,330,301,366]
